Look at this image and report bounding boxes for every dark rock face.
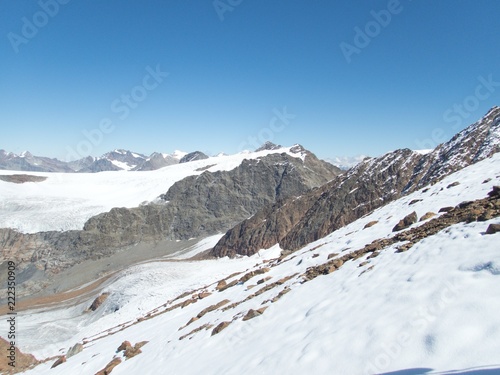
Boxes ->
[255,142,282,152]
[0,149,340,296]
[212,106,500,257]
[179,151,209,163]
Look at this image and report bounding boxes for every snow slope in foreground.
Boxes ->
[0,147,303,233]
[7,154,500,375]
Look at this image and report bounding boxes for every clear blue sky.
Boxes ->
[1,1,499,161]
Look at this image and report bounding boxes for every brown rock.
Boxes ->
[198,292,212,299]
[447,181,460,188]
[51,356,66,368]
[419,212,436,221]
[392,212,418,232]
[485,224,500,235]
[216,280,227,291]
[181,298,197,308]
[0,338,39,374]
[364,221,378,229]
[438,206,454,213]
[88,293,110,312]
[242,309,262,321]
[117,341,132,352]
[409,199,423,205]
[211,321,231,336]
[95,357,122,375]
[478,210,494,221]
[124,347,142,359]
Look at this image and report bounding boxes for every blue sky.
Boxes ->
[1,1,499,161]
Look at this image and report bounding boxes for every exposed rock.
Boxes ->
[420,212,436,221]
[488,186,500,198]
[124,347,142,359]
[211,321,231,336]
[439,207,454,213]
[392,212,418,232]
[51,356,66,368]
[256,142,282,151]
[483,178,492,184]
[215,280,227,291]
[197,299,230,318]
[197,292,212,299]
[486,224,500,235]
[409,199,423,205]
[447,181,460,188]
[0,174,47,184]
[242,307,268,321]
[179,151,209,163]
[95,357,122,375]
[89,293,110,312]
[67,343,83,358]
[117,341,132,352]
[364,221,378,229]
[0,338,38,374]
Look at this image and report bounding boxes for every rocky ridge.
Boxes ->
[212,106,500,257]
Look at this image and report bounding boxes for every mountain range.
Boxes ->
[0,107,499,374]
[0,149,195,173]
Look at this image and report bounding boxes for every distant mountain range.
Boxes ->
[0,149,201,173]
[0,145,363,173]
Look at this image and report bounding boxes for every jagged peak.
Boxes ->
[255,142,282,152]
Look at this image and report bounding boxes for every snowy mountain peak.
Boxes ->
[255,141,282,152]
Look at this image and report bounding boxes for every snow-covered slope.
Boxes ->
[9,153,500,375]
[0,146,306,233]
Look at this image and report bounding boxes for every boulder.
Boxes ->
[392,212,418,232]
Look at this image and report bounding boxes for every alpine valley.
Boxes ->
[0,107,500,375]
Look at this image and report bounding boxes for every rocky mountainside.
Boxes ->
[0,146,340,297]
[179,151,209,163]
[212,106,500,257]
[132,152,179,171]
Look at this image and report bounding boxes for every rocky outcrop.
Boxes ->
[95,358,122,375]
[179,151,209,163]
[212,107,500,257]
[88,293,110,311]
[0,174,47,184]
[392,212,418,232]
[486,223,500,234]
[0,338,38,374]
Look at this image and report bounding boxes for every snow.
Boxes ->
[6,153,500,375]
[109,159,133,171]
[414,148,434,155]
[0,146,304,233]
[172,150,188,160]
